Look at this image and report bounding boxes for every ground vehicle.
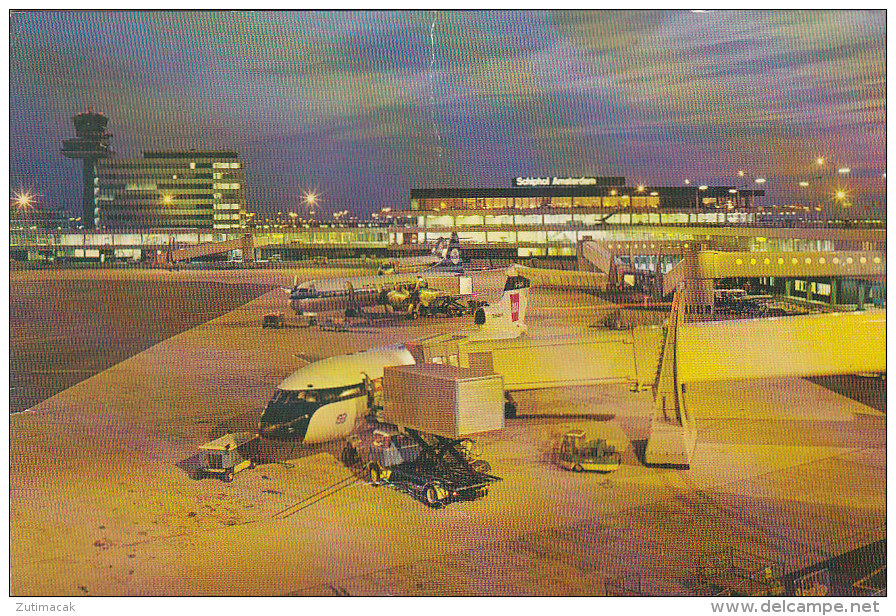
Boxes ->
[558,429,621,473]
[426,295,488,317]
[340,364,504,507]
[714,289,773,316]
[342,425,500,508]
[262,313,284,328]
[196,432,258,482]
[714,289,747,313]
[263,312,318,328]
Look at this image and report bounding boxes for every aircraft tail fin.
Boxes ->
[432,237,448,258]
[473,273,530,337]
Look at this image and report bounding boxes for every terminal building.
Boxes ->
[95,151,245,230]
[392,177,765,257]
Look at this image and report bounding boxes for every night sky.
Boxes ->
[9,10,887,219]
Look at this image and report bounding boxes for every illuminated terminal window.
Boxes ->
[553,196,573,208]
[456,231,486,243]
[426,215,454,228]
[577,196,601,208]
[486,231,516,243]
[485,214,513,226]
[514,214,541,226]
[517,231,547,244]
[455,215,484,227]
[574,213,602,225]
[547,230,576,243]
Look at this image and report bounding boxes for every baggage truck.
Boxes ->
[341,364,503,507]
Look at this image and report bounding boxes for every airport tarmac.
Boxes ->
[9,267,886,596]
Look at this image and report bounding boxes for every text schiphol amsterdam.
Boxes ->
[514,177,598,187]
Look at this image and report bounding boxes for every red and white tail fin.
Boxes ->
[473,273,530,338]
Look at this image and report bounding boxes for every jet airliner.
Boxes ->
[259,274,530,442]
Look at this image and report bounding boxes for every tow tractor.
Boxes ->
[196,432,259,482]
[341,363,504,508]
[558,429,622,473]
[426,295,489,318]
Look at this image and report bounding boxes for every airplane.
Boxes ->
[287,233,466,317]
[376,232,463,275]
[258,273,530,442]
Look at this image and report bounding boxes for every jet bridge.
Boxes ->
[578,238,722,290]
[645,282,886,467]
[661,250,886,298]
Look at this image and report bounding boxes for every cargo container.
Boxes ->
[381,364,504,438]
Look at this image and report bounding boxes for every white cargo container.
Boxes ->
[382,364,504,438]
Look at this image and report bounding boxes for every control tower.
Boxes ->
[62,109,113,229]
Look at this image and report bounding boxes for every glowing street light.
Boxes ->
[13,189,35,210]
[698,185,708,190]
[837,167,851,175]
[816,157,825,166]
[754,178,766,184]
[835,190,846,201]
[684,179,691,185]
[636,185,645,193]
[799,181,810,187]
[162,193,174,205]
[737,170,745,177]
[303,192,318,206]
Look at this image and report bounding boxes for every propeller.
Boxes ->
[376,283,389,306]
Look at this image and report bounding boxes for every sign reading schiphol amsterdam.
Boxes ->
[514,176,600,187]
